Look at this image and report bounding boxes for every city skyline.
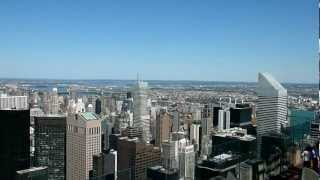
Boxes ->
[0,0,317,83]
[0,0,319,179]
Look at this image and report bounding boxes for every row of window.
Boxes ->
[67,125,101,135]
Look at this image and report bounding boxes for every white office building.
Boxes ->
[225,110,231,129]
[218,109,230,130]
[190,123,200,151]
[218,110,225,130]
[161,140,179,170]
[68,98,86,114]
[48,88,59,115]
[0,94,28,110]
[179,144,195,180]
[256,73,288,156]
[200,135,212,160]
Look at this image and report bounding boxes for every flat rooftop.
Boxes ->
[80,112,98,121]
[214,127,256,141]
[16,166,47,174]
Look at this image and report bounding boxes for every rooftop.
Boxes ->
[212,154,232,162]
[149,166,178,175]
[214,127,256,141]
[16,166,47,174]
[80,112,98,121]
[258,72,287,97]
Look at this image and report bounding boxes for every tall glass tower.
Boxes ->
[311,0,320,144]
[34,115,66,180]
[0,109,30,180]
[132,76,151,143]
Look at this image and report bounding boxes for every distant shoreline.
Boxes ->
[0,78,316,86]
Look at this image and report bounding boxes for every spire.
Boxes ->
[137,73,143,83]
[137,72,140,83]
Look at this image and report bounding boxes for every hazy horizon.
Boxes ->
[0,76,317,85]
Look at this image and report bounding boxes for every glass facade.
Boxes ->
[288,109,314,143]
[0,110,30,180]
[34,116,66,180]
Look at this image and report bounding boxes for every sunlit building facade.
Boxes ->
[256,73,288,157]
[66,112,102,180]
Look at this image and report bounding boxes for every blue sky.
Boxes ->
[0,0,317,83]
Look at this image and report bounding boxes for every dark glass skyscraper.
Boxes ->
[34,116,66,180]
[212,106,221,127]
[95,98,102,115]
[0,109,30,180]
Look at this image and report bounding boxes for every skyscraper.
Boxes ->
[179,144,195,180]
[190,123,200,150]
[161,140,179,170]
[87,96,97,113]
[318,0,320,104]
[34,115,66,180]
[117,137,161,180]
[90,150,117,180]
[95,98,102,115]
[218,110,225,130]
[66,112,102,180]
[155,110,172,147]
[218,109,231,130]
[48,88,59,115]
[310,116,320,143]
[201,104,212,136]
[213,106,222,127]
[171,110,180,132]
[312,0,320,160]
[0,94,28,110]
[132,76,151,143]
[229,104,252,128]
[225,110,231,130]
[0,109,30,180]
[256,73,288,157]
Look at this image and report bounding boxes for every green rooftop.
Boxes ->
[80,112,98,121]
